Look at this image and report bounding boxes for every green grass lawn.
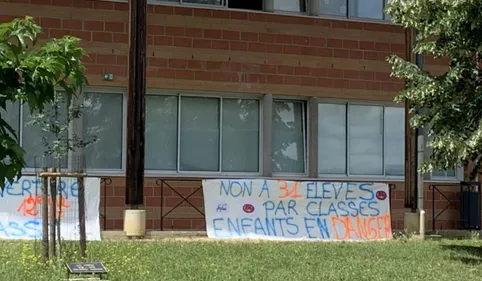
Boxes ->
[1,238,482,281]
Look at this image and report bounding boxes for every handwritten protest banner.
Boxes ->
[203,180,392,241]
[0,176,101,241]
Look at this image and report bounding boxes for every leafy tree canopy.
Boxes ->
[0,16,87,190]
[386,0,482,179]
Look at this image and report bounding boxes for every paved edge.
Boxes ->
[101,229,482,241]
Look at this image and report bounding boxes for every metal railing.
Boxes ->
[100,177,112,230]
[388,183,396,215]
[428,183,457,231]
[156,179,205,230]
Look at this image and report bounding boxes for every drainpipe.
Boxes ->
[415,43,426,236]
[403,29,425,236]
[415,50,424,212]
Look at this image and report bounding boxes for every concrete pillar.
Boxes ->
[262,94,273,177]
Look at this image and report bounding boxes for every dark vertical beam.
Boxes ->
[126,0,147,208]
[404,28,423,212]
[404,28,416,211]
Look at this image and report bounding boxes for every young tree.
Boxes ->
[27,91,97,169]
[0,16,87,190]
[386,0,482,180]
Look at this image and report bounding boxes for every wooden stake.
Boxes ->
[48,167,56,257]
[41,167,49,262]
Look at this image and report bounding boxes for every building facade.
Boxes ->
[0,0,465,231]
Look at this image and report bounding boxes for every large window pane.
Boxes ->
[349,0,383,19]
[184,0,222,4]
[349,105,383,175]
[384,107,404,176]
[22,96,68,168]
[180,97,219,172]
[145,95,178,170]
[222,99,259,173]
[384,0,392,20]
[1,102,20,138]
[83,92,123,170]
[318,104,346,174]
[433,169,456,178]
[272,100,305,173]
[274,0,301,12]
[427,133,457,179]
[320,0,347,17]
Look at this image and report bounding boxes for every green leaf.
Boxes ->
[0,16,87,191]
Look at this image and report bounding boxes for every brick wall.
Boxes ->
[0,0,466,232]
[97,178,461,231]
[0,0,405,101]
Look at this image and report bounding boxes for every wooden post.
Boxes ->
[125,0,147,208]
[48,167,56,257]
[41,167,49,262]
[78,176,86,258]
[57,174,62,258]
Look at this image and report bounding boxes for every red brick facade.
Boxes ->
[1,0,467,232]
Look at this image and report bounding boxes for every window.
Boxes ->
[152,0,265,11]
[425,134,460,180]
[318,103,346,174]
[318,103,404,177]
[221,99,260,172]
[22,101,69,169]
[274,0,306,13]
[320,0,391,20]
[180,96,220,171]
[319,0,346,17]
[2,96,72,169]
[83,92,124,170]
[384,107,404,176]
[349,105,384,175]
[229,0,263,11]
[150,0,265,10]
[272,100,306,174]
[1,102,20,139]
[145,95,178,171]
[349,0,383,19]
[145,94,260,174]
[432,169,457,179]
[149,0,225,7]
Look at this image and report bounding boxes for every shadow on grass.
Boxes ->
[442,245,482,264]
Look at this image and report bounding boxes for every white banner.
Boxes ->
[0,176,101,241]
[203,180,392,241]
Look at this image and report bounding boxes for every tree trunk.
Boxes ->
[78,176,86,258]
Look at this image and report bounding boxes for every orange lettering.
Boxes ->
[278,180,302,199]
[344,217,360,239]
[330,216,347,240]
[16,195,71,218]
[334,215,392,241]
[16,196,40,217]
[356,217,368,238]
